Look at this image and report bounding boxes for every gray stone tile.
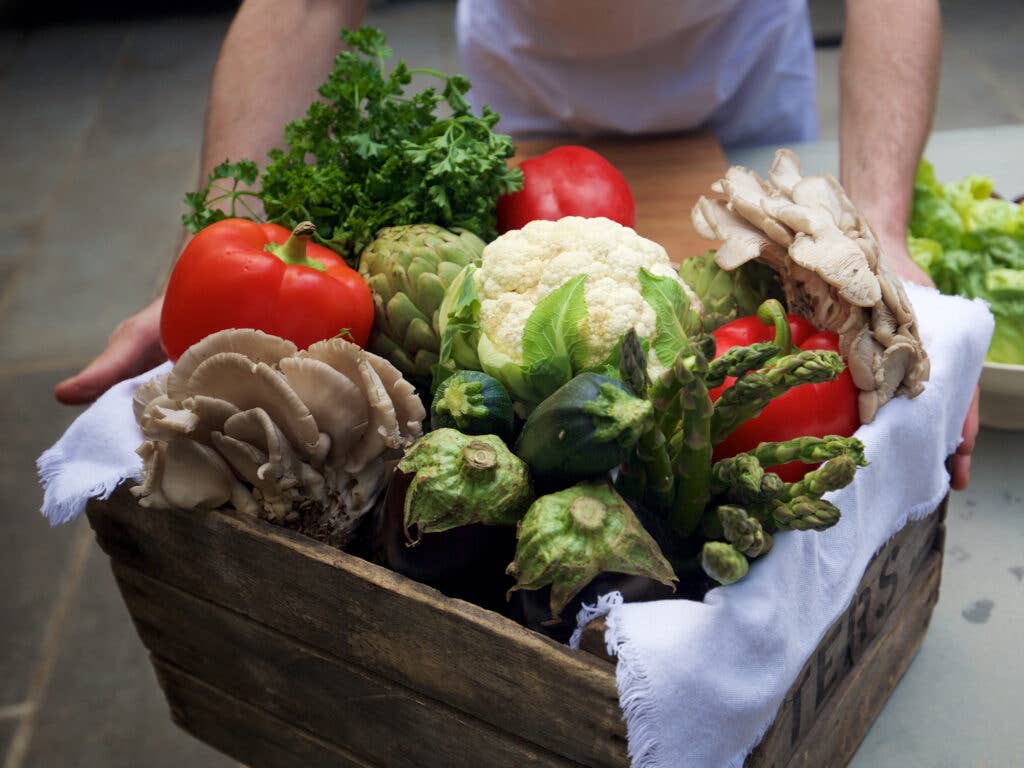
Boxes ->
[0,16,230,366]
[0,24,126,228]
[20,541,239,768]
[0,368,82,706]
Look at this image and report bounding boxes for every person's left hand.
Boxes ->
[877,229,980,491]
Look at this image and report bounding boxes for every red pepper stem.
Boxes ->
[757,299,791,357]
[266,221,325,272]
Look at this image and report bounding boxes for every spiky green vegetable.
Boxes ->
[507,482,676,618]
[360,224,485,380]
[678,251,784,332]
[398,429,532,540]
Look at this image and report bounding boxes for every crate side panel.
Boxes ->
[154,659,379,768]
[114,562,587,768]
[784,551,942,768]
[87,489,627,768]
[745,504,945,767]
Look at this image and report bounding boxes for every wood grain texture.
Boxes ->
[114,562,584,768]
[780,551,942,768]
[512,133,727,262]
[154,659,379,768]
[745,501,947,767]
[87,487,628,768]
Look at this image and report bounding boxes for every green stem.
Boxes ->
[636,424,674,511]
[757,299,791,358]
[265,222,325,272]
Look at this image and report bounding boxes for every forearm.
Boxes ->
[839,0,941,249]
[200,0,367,195]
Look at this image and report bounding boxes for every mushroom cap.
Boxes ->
[184,352,320,457]
[691,148,929,421]
[167,329,297,400]
[279,357,370,464]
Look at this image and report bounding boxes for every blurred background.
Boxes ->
[1,1,1021,767]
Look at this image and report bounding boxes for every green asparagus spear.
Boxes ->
[636,423,675,510]
[770,495,842,531]
[666,340,713,537]
[709,350,845,444]
[704,342,779,388]
[717,505,773,557]
[618,329,650,399]
[785,454,859,500]
[748,436,867,468]
[701,541,750,584]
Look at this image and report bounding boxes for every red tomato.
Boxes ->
[160,218,374,361]
[710,314,860,481]
[497,145,636,232]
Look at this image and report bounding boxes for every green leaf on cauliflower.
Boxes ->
[434,264,483,389]
[479,275,589,407]
[637,267,703,367]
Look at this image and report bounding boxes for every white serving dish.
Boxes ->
[979,360,1024,431]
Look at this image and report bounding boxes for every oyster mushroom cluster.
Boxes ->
[691,149,930,422]
[131,329,425,546]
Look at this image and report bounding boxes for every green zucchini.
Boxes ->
[515,372,653,480]
[430,370,514,441]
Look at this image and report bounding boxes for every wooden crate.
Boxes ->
[86,487,946,768]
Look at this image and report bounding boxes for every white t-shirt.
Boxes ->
[456,0,817,147]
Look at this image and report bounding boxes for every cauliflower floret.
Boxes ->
[475,217,699,378]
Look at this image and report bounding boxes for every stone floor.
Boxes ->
[1,1,1021,766]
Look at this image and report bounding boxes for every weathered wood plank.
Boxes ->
[154,658,378,768]
[87,487,628,768]
[114,562,585,768]
[746,502,946,767]
[782,549,942,768]
[512,133,727,262]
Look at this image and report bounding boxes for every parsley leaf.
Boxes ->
[182,27,522,262]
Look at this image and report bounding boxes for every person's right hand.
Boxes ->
[54,296,167,405]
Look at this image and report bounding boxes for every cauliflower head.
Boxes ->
[476,217,699,375]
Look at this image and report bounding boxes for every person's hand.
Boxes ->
[875,227,980,490]
[54,297,167,405]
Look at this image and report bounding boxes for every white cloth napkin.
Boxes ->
[36,287,991,768]
[572,284,993,768]
[37,362,171,525]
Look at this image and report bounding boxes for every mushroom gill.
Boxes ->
[692,149,929,422]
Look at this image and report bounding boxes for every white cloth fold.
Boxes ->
[575,284,993,767]
[36,287,991,768]
[37,362,170,525]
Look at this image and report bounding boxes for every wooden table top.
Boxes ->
[512,132,728,262]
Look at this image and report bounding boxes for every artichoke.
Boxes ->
[359,224,486,380]
[678,250,783,332]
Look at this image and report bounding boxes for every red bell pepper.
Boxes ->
[710,310,859,481]
[160,218,374,361]
[496,145,635,232]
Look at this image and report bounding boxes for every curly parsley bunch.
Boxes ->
[183,27,522,259]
